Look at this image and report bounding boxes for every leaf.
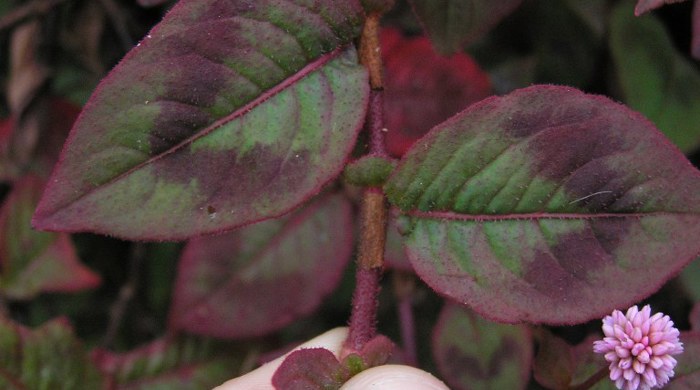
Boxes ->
[360,0,395,13]
[383,214,412,271]
[0,176,100,300]
[271,335,394,390]
[634,0,689,16]
[610,1,700,153]
[666,332,700,389]
[432,303,532,390]
[381,28,491,157]
[92,336,242,389]
[272,348,350,390]
[0,317,104,389]
[384,85,700,324]
[32,0,369,241]
[407,0,524,54]
[532,330,615,390]
[169,193,353,338]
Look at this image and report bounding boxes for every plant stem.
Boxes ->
[569,365,609,390]
[345,11,389,352]
[101,243,145,348]
[393,271,418,366]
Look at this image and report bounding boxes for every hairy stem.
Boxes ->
[345,11,390,351]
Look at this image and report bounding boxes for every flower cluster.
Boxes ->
[593,305,683,390]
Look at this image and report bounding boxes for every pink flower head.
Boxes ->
[593,305,683,390]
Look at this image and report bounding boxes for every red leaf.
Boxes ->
[0,176,100,299]
[382,28,491,157]
[272,348,350,390]
[169,193,353,338]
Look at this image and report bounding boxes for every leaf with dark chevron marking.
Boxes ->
[32,0,369,240]
[169,193,353,338]
[385,85,700,324]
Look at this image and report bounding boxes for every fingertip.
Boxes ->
[340,365,450,390]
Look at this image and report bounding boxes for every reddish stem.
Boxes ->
[345,11,390,352]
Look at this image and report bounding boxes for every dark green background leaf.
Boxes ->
[610,1,700,153]
[407,0,523,54]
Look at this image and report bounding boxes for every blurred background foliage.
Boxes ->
[0,0,699,388]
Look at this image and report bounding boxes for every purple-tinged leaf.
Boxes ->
[385,85,700,324]
[666,332,700,389]
[272,334,394,390]
[432,303,532,390]
[169,193,353,338]
[634,0,688,16]
[611,2,700,153]
[407,0,523,54]
[381,28,492,157]
[533,331,614,390]
[0,176,100,300]
[32,0,369,241]
[272,348,350,390]
[0,317,104,389]
[92,336,242,389]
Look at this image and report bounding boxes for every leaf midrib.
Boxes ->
[404,210,699,221]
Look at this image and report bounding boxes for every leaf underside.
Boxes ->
[169,193,353,338]
[32,0,369,241]
[385,85,700,325]
[432,304,532,390]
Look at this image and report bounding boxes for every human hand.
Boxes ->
[214,327,449,390]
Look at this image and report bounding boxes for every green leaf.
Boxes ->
[385,85,700,324]
[407,0,523,54]
[610,1,700,153]
[0,317,104,389]
[0,176,100,300]
[32,0,369,240]
[667,332,700,389]
[432,303,532,390]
